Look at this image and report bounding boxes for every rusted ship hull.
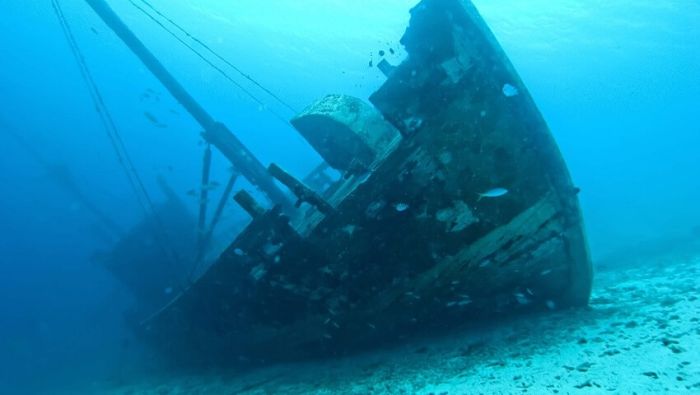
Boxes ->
[141,0,592,365]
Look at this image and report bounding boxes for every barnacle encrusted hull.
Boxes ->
[142,0,592,365]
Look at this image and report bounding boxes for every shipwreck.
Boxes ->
[84,0,593,366]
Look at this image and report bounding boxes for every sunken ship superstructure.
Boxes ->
[90,0,592,365]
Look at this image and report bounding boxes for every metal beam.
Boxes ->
[84,0,291,210]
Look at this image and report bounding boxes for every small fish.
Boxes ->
[90,27,99,35]
[144,111,159,124]
[393,202,410,212]
[477,187,508,201]
[514,292,530,305]
[379,50,386,57]
[389,48,395,55]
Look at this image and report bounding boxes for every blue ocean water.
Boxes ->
[0,0,698,393]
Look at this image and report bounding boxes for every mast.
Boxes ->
[84,0,292,211]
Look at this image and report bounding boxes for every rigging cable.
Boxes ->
[128,0,296,126]
[138,0,298,114]
[51,0,181,267]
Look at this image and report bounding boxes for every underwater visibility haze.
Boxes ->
[0,0,699,393]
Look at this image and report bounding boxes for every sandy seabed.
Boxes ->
[86,248,700,395]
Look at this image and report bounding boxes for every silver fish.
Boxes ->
[393,202,410,212]
[478,187,508,200]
